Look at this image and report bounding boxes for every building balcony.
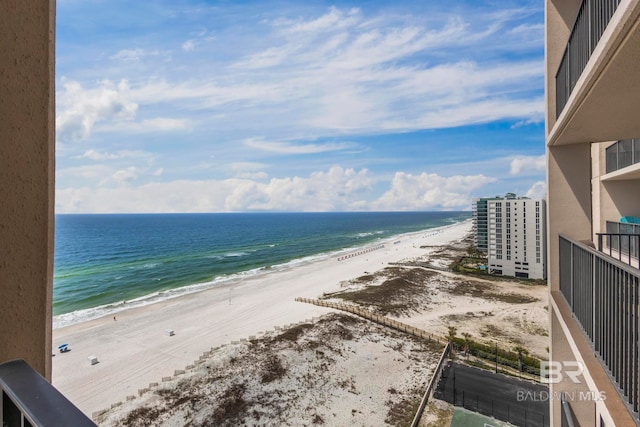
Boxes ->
[559,234,640,420]
[602,139,640,180]
[555,0,620,119]
[596,221,640,268]
[0,359,95,426]
[548,0,640,146]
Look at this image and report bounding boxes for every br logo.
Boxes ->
[540,361,584,384]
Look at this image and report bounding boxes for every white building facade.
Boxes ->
[487,198,546,280]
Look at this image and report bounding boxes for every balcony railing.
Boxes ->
[606,139,640,174]
[555,0,621,117]
[598,221,640,268]
[0,359,95,426]
[559,235,640,418]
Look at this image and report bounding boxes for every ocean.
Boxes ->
[53,211,471,327]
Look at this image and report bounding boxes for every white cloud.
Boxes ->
[55,167,497,213]
[56,78,190,139]
[233,45,300,69]
[76,149,155,161]
[112,167,139,185]
[142,118,188,130]
[510,155,545,175]
[525,181,546,199]
[182,40,195,52]
[111,48,143,61]
[372,172,497,211]
[231,162,269,180]
[282,6,361,34]
[239,171,269,180]
[55,4,543,213]
[226,166,372,211]
[56,166,372,213]
[77,150,119,161]
[56,79,138,142]
[101,118,190,133]
[57,165,114,181]
[509,23,544,35]
[58,155,160,189]
[111,48,147,61]
[127,79,281,109]
[511,116,544,128]
[231,162,268,171]
[87,6,544,138]
[244,138,358,154]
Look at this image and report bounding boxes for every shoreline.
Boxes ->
[51,220,472,416]
[53,219,469,329]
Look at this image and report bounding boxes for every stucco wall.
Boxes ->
[546,144,592,291]
[0,0,56,379]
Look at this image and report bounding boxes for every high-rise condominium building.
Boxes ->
[474,194,547,280]
[487,197,547,280]
[472,197,490,252]
[546,1,640,426]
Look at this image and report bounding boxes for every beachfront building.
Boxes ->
[487,197,547,280]
[472,197,490,252]
[546,0,640,426]
[473,193,547,280]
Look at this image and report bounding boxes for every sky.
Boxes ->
[55,0,546,213]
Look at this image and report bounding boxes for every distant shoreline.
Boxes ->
[53,217,472,329]
[52,220,473,416]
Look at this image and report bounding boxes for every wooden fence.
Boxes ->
[295,297,447,344]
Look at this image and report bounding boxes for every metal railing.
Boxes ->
[598,221,640,267]
[555,0,621,117]
[606,139,640,173]
[559,235,640,417]
[0,359,95,427]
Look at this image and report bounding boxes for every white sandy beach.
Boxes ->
[52,220,473,417]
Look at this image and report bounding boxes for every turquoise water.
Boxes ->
[54,212,470,326]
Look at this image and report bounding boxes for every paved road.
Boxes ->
[434,362,549,427]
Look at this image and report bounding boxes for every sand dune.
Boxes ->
[52,221,472,417]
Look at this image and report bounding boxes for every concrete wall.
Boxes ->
[600,180,640,219]
[546,144,592,291]
[0,1,56,379]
